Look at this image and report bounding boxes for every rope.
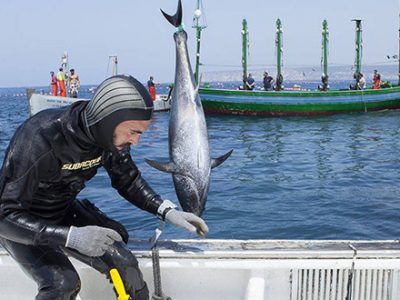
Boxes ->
[345,244,358,300]
[152,247,163,298]
[150,221,172,300]
[362,89,367,112]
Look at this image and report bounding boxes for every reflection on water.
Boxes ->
[204,112,400,240]
[1,86,400,242]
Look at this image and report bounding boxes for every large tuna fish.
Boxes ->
[146,0,232,216]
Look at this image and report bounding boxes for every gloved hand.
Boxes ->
[164,209,209,237]
[65,225,122,257]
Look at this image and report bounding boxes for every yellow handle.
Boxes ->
[110,268,130,300]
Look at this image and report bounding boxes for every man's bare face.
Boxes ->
[113,120,150,150]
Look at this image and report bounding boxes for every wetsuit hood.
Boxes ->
[85,75,153,151]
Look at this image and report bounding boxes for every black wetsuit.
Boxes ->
[0,101,162,300]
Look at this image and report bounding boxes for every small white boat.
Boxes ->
[1,239,400,299]
[153,94,171,112]
[27,53,170,116]
[27,92,170,116]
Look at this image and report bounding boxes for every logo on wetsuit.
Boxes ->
[61,156,102,171]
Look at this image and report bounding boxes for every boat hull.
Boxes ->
[1,239,400,300]
[28,93,170,116]
[200,86,400,116]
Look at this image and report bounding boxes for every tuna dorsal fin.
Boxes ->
[160,0,183,28]
[211,149,233,169]
[145,159,176,174]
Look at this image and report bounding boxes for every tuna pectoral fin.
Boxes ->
[211,149,233,169]
[146,159,194,179]
[145,159,175,174]
[160,0,182,28]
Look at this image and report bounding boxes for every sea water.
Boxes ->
[1,82,400,243]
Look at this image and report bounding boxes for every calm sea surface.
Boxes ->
[1,81,400,242]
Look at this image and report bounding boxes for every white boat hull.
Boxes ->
[28,93,170,116]
[1,239,400,299]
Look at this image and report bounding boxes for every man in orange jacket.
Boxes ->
[373,70,381,90]
[147,76,157,101]
[57,67,67,97]
[50,71,58,96]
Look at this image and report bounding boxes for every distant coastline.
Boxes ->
[0,64,398,89]
[201,64,399,83]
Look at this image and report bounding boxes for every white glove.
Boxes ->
[164,209,209,237]
[65,225,122,257]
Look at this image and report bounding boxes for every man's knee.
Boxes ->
[107,244,148,298]
[57,269,81,295]
[36,268,81,299]
[135,283,149,300]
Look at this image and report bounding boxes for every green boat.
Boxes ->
[194,14,400,117]
[199,86,400,116]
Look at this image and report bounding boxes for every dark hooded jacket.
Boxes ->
[0,101,163,247]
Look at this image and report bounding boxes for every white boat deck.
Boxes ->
[1,239,400,299]
[28,93,170,116]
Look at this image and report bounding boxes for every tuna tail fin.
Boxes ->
[161,0,183,28]
[211,149,233,169]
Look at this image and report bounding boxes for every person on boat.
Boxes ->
[57,67,67,97]
[50,71,58,96]
[357,73,366,90]
[245,73,256,90]
[350,73,358,90]
[147,76,157,101]
[373,69,381,89]
[274,73,284,91]
[318,73,329,91]
[263,72,274,91]
[350,72,365,90]
[167,83,174,101]
[69,68,80,98]
[0,75,208,300]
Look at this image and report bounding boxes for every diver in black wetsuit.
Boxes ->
[0,75,208,300]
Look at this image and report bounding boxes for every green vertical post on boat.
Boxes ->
[322,20,329,78]
[398,13,400,86]
[275,18,283,91]
[352,19,362,76]
[194,26,202,84]
[242,18,248,89]
[192,0,207,84]
[320,20,329,91]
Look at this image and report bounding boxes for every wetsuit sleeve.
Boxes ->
[103,149,163,215]
[0,142,69,247]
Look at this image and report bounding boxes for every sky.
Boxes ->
[0,0,399,87]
